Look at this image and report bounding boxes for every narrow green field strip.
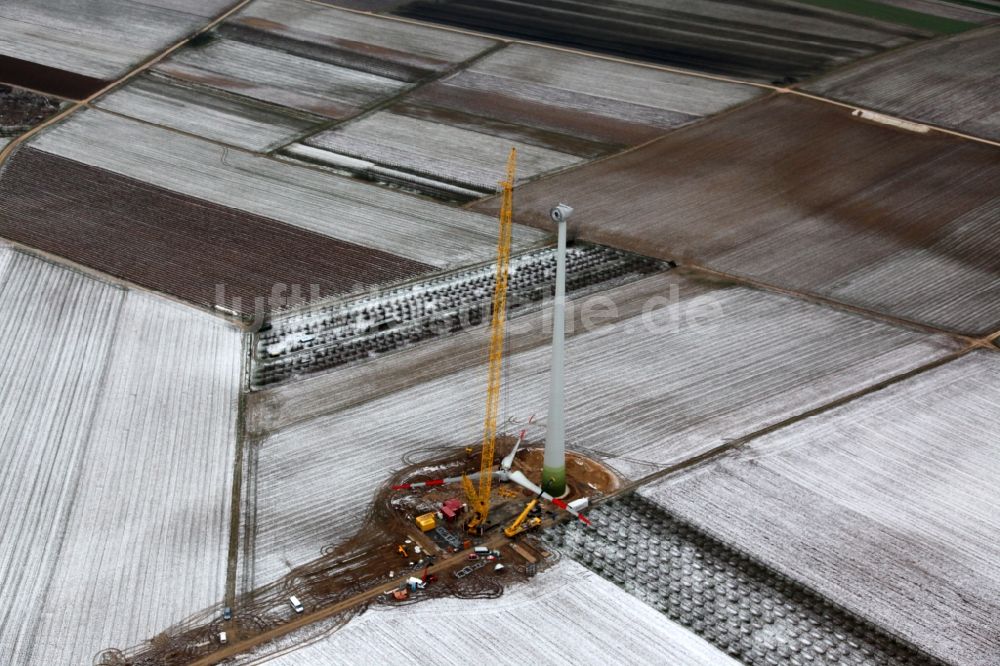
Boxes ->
[795,0,975,33]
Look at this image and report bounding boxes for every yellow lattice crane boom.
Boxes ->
[464,147,517,532]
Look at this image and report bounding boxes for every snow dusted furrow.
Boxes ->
[31,110,546,268]
[95,74,324,152]
[0,250,242,664]
[156,37,407,118]
[642,351,1000,666]
[491,94,1000,334]
[806,26,1000,142]
[0,0,234,81]
[29,292,242,664]
[268,559,739,666]
[825,198,1000,334]
[0,253,124,664]
[233,0,495,69]
[252,278,958,584]
[0,245,13,279]
[306,112,583,191]
[297,41,761,198]
[466,43,760,121]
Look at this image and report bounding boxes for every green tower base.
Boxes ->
[541,465,567,498]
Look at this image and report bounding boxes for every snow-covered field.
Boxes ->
[30,110,547,269]
[299,40,761,194]
[464,42,761,123]
[806,25,1000,142]
[0,252,124,664]
[96,74,323,152]
[0,251,242,664]
[0,0,234,80]
[250,276,959,585]
[155,35,408,118]
[642,350,1000,666]
[305,111,583,191]
[266,558,740,666]
[232,0,495,72]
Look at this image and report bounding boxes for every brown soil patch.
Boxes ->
[0,54,107,99]
[0,148,433,319]
[108,441,617,664]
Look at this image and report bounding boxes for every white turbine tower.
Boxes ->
[543,203,573,497]
[392,202,592,527]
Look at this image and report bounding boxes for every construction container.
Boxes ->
[415,512,437,532]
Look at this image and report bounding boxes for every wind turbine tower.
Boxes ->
[543,203,573,497]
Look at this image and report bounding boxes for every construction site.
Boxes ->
[1,0,999,665]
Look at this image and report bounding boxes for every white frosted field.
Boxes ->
[466,42,761,121]
[307,111,583,191]
[0,0,234,80]
[0,252,124,664]
[156,36,407,115]
[267,558,740,666]
[96,74,322,152]
[233,0,496,68]
[251,277,958,585]
[0,251,242,664]
[30,110,547,269]
[642,350,1000,666]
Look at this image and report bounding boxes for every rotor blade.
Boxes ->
[507,471,591,526]
[392,471,482,491]
[499,429,527,472]
[392,470,503,491]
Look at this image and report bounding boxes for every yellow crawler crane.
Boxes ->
[463,147,517,533]
[504,498,542,538]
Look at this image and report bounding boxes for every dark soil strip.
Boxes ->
[394,0,922,83]
[0,148,434,319]
[0,55,108,100]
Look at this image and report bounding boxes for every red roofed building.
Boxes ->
[441,498,464,522]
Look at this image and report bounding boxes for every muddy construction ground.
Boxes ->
[100,439,620,665]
